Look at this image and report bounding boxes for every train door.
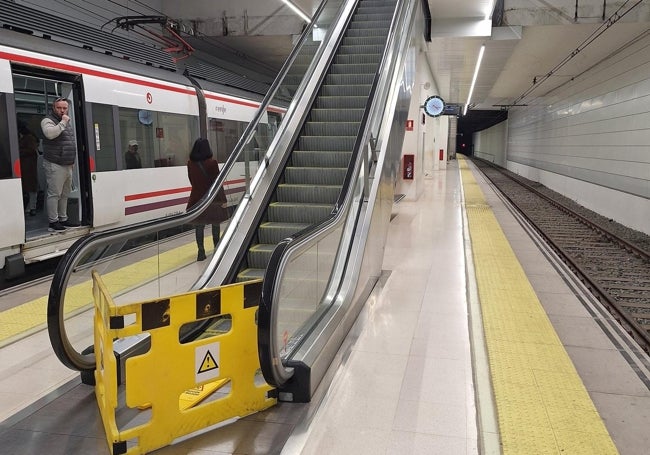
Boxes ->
[11,70,88,241]
[0,64,23,275]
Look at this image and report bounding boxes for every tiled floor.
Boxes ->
[1,158,648,454]
[293,162,479,454]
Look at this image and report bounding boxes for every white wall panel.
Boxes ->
[474,121,507,166]
[509,161,650,235]
[506,29,650,232]
[398,42,445,202]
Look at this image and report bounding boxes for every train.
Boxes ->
[0,28,283,278]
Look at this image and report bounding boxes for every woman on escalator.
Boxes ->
[186,138,228,261]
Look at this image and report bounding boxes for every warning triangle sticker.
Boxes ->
[197,350,218,374]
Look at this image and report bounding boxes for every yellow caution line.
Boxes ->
[458,156,618,455]
[0,237,206,345]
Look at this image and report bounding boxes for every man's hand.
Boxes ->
[61,114,70,124]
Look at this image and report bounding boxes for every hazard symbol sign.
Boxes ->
[195,342,220,383]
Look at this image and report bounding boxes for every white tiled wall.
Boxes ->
[474,121,508,167]
[506,28,650,234]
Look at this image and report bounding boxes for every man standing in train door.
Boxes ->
[41,97,79,232]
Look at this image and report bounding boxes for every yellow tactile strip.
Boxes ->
[0,238,200,344]
[459,157,618,455]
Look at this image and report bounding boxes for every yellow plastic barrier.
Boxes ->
[92,270,276,455]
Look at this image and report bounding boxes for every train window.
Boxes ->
[91,103,117,172]
[118,107,198,169]
[207,118,236,163]
[207,118,270,164]
[0,93,12,179]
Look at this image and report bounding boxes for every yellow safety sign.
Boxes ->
[195,342,220,381]
[92,271,276,455]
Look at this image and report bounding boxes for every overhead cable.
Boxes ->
[510,0,645,106]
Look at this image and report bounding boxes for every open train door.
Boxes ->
[7,65,90,270]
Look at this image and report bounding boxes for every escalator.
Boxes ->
[46,0,420,405]
[236,1,398,282]
[210,0,420,402]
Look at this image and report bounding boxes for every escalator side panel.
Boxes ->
[275,0,420,400]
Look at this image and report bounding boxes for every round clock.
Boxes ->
[423,95,445,117]
[138,110,153,125]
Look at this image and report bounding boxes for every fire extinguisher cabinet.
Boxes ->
[403,154,414,180]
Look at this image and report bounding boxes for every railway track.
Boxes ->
[471,158,650,354]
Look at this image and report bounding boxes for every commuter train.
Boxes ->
[0,29,283,278]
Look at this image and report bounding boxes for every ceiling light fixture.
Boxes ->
[280,0,312,23]
[463,44,485,116]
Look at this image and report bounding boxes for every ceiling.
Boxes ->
[423,0,646,112]
[422,0,650,133]
[171,0,649,118]
[14,0,650,132]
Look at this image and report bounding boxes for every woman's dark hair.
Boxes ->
[189,138,213,161]
[17,121,30,135]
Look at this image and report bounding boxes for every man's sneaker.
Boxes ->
[48,221,66,232]
[60,220,80,228]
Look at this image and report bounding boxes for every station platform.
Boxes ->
[0,157,648,454]
[280,156,649,454]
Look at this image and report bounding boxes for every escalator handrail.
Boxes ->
[259,0,411,387]
[191,0,360,291]
[46,0,336,372]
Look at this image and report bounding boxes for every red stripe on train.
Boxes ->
[124,185,245,215]
[125,187,191,202]
[0,51,278,110]
[0,51,194,95]
[124,180,246,202]
[125,197,188,215]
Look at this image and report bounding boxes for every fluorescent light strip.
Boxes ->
[485,0,496,20]
[463,44,485,116]
[281,0,312,23]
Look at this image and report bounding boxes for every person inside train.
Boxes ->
[18,121,40,216]
[125,139,142,169]
[41,97,79,232]
[186,138,228,261]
